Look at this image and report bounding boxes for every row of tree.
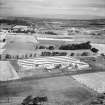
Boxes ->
[38,45,55,50]
[0,19,29,25]
[12,29,35,34]
[0,53,36,60]
[44,31,57,35]
[0,48,98,60]
[59,41,92,50]
[38,42,94,51]
[41,51,67,56]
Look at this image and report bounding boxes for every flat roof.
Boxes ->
[18,56,88,65]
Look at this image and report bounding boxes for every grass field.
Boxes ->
[72,72,105,93]
[4,42,36,51]
[0,76,95,105]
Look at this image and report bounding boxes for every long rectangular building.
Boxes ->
[18,56,89,70]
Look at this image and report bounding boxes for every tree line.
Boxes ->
[0,19,29,25]
[0,53,36,60]
[59,41,91,50]
[41,51,67,56]
[38,42,94,51]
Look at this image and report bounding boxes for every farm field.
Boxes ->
[72,72,105,93]
[0,75,96,105]
[0,61,19,81]
[4,42,36,51]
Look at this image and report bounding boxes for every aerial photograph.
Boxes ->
[0,0,105,105]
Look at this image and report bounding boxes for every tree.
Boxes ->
[5,54,11,59]
[29,54,32,57]
[41,52,51,56]
[15,55,19,59]
[60,52,67,56]
[91,48,99,53]
[81,52,89,56]
[25,54,28,58]
[101,53,105,57]
[39,46,46,49]
[3,39,6,42]
[71,53,74,56]
[48,46,54,50]
[0,54,1,60]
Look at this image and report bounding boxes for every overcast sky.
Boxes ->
[0,0,105,19]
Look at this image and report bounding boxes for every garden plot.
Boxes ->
[72,72,105,93]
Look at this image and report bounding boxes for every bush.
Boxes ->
[48,46,54,50]
[39,46,46,49]
[81,52,89,56]
[91,48,99,53]
[3,39,6,42]
[71,53,74,56]
[5,54,11,59]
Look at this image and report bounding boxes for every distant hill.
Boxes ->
[0,18,30,26]
[0,17,105,27]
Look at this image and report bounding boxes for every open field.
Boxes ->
[0,61,19,81]
[1,35,37,56]
[72,72,105,93]
[0,75,96,105]
[4,42,36,51]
